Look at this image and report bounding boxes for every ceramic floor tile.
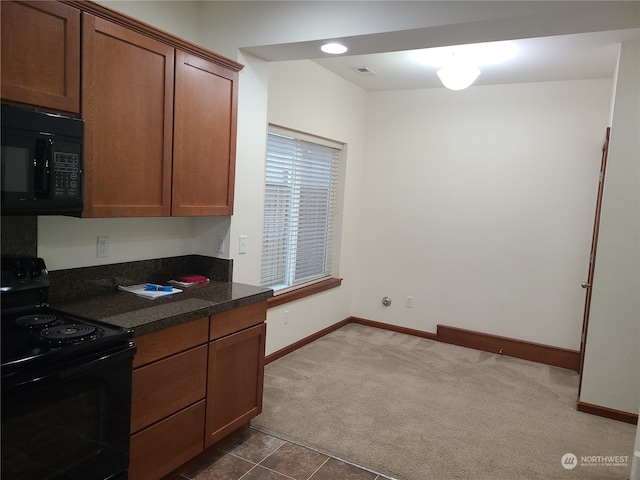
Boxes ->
[220,429,286,463]
[259,442,329,480]
[189,451,255,480]
[172,447,227,478]
[240,465,294,479]
[162,428,395,480]
[309,457,378,480]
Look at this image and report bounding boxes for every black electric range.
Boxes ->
[1,255,136,480]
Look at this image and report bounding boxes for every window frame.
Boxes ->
[261,126,343,306]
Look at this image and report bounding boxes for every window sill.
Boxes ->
[267,277,343,308]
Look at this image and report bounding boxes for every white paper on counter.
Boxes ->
[168,280,200,288]
[118,284,183,299]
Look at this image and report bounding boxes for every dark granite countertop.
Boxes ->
[47,255,272,337]
[54,280,272,337]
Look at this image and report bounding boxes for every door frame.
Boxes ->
[577,127,610,396]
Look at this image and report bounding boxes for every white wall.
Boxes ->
[353,79,612,350]
[38,216,196,270]
[580,40,639,414]
[97,1,202,45]
[224,52,270,283]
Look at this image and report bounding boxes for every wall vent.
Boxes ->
[352,66,377,76]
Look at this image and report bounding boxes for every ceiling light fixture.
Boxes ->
[413,41,517,90]
[321,42,348,55]
[437,63,481,91]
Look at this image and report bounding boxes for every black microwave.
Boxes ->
[1,104,84,216]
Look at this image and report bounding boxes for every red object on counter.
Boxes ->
[175,275,209,284]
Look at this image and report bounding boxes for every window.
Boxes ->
[261,127,341,293]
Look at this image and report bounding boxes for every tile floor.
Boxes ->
[161,427,395,480]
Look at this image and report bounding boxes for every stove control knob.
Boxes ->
[15,268,27,280]
[30,267,42,278]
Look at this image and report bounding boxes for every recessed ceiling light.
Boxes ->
[321,42,348,55]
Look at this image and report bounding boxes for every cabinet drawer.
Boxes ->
[210,301,267,341]
[131,344,207,433]
[130,400,205,480]
[133,317,208,368]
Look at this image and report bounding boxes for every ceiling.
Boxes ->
[312,30,639,91]
[241,2,640,91]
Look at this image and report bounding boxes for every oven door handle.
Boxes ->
[2,342,136,391]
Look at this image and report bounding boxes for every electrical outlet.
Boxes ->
[239,235,247,254]
[283,310,289,325]
[215,235,225,254]
[97,236,109,258]
[405,296,413,308]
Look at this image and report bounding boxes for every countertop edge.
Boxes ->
[53,283,273,337]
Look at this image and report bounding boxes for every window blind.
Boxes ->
[261,129,341,292]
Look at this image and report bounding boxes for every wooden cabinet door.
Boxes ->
[173,51,238,216]
[82,14,174,217]
[205,322,266,448]
[1,1,80,113]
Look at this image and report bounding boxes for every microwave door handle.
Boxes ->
[34,138,52,198]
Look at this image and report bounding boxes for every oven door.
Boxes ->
[1,342,136,480]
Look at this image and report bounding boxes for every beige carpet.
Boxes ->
[252,323,636,480]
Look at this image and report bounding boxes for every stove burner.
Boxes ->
[15,314,58,328]
[40,324,101,345]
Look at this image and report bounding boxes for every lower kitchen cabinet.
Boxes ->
[129,301,267,480]
[130,401,206,480]
[131,344,207,433]
[129,318,209,480]
[205,322,266,447]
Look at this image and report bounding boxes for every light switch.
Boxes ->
[239,235,247,254]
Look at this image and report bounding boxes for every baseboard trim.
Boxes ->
[350,317,437,340]
[265,319,350,364]
[577,401,638,425]
[266,318,581,371]
[436,324,581,372]
[264,317,437,364]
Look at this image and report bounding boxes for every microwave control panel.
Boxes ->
[53,152,81,198]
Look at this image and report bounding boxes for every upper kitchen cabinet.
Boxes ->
[173,52,238,216]
[81,14,174,217]
[1,1,80,113]
[77,3,242,218]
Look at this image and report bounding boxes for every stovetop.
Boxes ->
[1,256,133,377]
[1,306,133,372]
